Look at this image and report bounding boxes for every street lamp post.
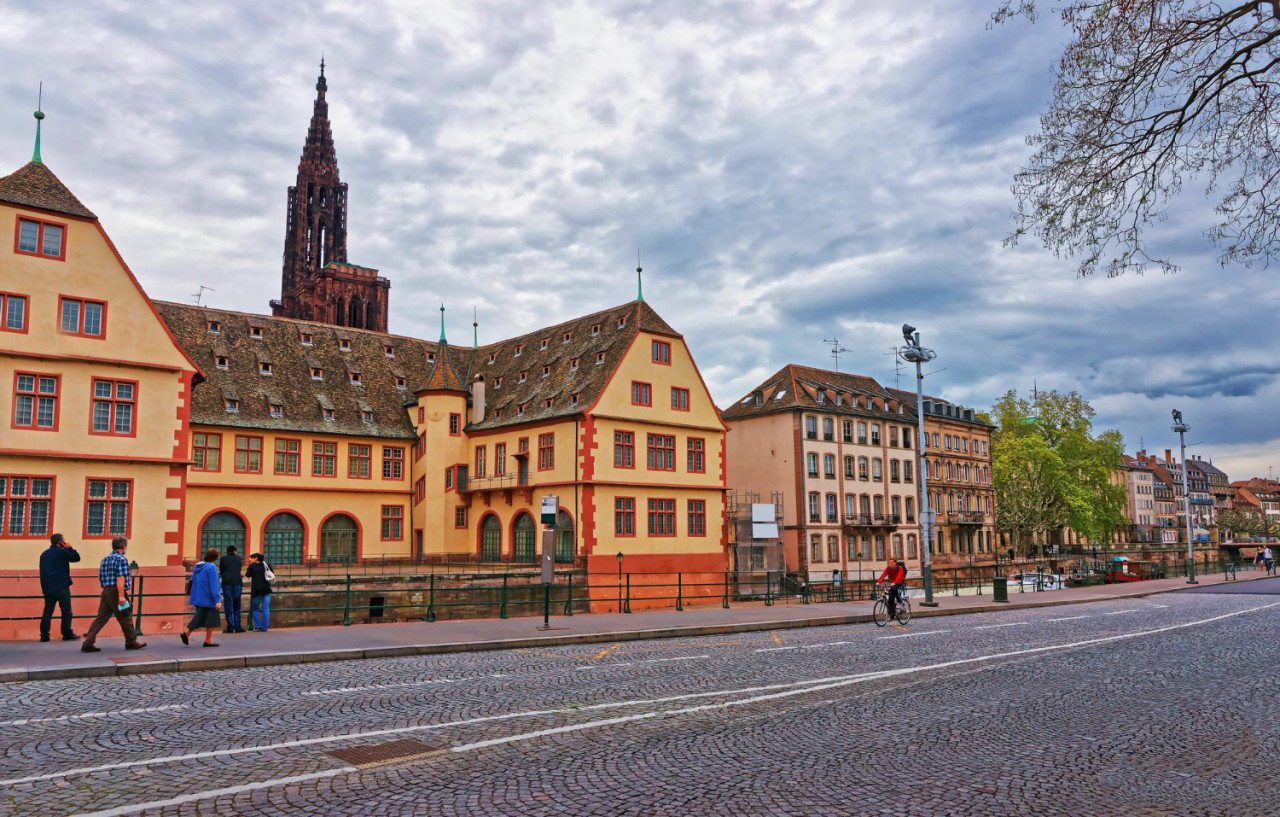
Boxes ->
[616,551,624,612]
[900,324,938,607]
[1172,410,1197,584]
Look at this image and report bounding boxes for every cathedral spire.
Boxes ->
[301,60,336,168]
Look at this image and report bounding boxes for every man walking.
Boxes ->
[38,533,80,642]
[219,545,245,633]
[81,537,145,653]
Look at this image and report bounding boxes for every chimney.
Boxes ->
[1165,448,1173,464]
[471,374,485,424]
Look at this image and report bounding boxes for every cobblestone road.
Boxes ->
[2,588,1278,816]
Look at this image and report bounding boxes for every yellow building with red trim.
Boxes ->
[0,156,200,569]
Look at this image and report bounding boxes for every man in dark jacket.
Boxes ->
[218,545,244,633]
[39,533,81,642]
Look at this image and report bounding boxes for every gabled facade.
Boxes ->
[1121,455,1158,542]
[0,153,200,568]
[722,365,924,580]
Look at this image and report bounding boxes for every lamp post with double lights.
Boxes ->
[1171,410,1197,584]
[900,324,938,607]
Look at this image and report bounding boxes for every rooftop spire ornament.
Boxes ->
[636,249,644,303]
[472,306,479,350]
[32,82,44,164]
[439,304,447,343]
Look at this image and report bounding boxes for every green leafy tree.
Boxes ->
[1218,508,1266,539]
[992,2,1280,276]
[991,389,1128,554]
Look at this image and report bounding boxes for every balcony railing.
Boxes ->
[948,511,985,525]
[459,473,529,492]
[842,513,901,528]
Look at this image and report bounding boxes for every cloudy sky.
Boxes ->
[3,0,1276,479]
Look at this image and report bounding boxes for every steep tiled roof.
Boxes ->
[158,299,683,436]
[721,364,907,422]
[468,300,679,431]
[0,162,96,219]
[157,302,433,439]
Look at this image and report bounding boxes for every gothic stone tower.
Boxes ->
[272,61,390,332]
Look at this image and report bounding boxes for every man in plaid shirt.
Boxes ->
[81,537,146,652]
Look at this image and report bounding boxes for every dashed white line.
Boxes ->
[305,678,460,695]
[878,630,948,640]
[1104,609,1138,616]
[754,645,801,653]
[646,655,711,663]
[973,622,1031,630]
[0,704,189,728]
[1045,616,1090,623]
[69,768,356,817]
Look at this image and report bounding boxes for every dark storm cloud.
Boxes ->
[1,0,1275,476]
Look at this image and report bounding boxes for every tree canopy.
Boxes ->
[993,2,1280,276]
[991,389,1128,554]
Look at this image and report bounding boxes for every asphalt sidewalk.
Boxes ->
[0,569,1263,683]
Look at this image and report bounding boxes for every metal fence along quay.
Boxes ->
[0,549,1240,635]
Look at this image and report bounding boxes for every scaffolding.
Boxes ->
[727,491,786,596]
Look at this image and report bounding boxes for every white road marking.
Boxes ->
[1045,616,1090,623]
[68,768,355,817]
[1104,610,1137,616]
[754,645,801,652]
[973,622,1031,630]
[12,601,1277,791]
[878,631,948,640]
[1150,604,1169,609]
[800,642,849,649]
[645,655,711,663]
[305,678,460,695]
[0,704,189,728]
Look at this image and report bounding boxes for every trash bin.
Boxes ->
[992,576,1009,603]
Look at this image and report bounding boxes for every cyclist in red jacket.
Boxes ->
[877,558,907,619]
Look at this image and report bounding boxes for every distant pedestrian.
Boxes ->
[38,533,81,642]
[1264,546,1275,575]
[1256,548,1268,572]
[182,549,223,647]
[80,538,145,653]
[245,552,272,631]
[219,545,244,633]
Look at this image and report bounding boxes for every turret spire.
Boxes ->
[636,249,644,302]
[32,82,44,164]
[472,306,479,350]
[439,304,447,343]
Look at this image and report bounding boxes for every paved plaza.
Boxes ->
[2,578,1278,815]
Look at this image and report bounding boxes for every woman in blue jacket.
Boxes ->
[181,548,223,647]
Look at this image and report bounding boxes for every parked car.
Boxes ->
[1006,573,1064,591]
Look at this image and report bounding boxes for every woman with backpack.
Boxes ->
[246,552,273,631]
[181,548,222,647]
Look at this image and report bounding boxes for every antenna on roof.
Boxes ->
[882,346,904,389]
[636,249,644,303]
[191,285,215,306]
[32,81,44,164]
[823,338,851,372]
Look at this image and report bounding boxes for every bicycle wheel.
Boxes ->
[872,599,889,627]
[895,598,912,625]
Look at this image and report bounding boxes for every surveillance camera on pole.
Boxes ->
[899,325,938,607]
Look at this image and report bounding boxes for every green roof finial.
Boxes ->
[439,303,447,343]
[472,306,478,351]
[636,249,644,303]
[32,82,44,164]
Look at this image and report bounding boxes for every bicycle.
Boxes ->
[872,583,911,626]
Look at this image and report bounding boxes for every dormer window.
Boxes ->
[310,367,323,380]
[493,376,503,388]
[258,361,273,375]
[322,408,336,422]
[518,403,528,416]
[249,326,263,339]
[570,393,580,405]
[224,398,239,413]
[215,356,229,370]
[519,371,528,383]
[269,403,284,418]
[395,376,407,390]
[300,332,313,346]
[383,345,395,358]
[207,320,221,334]
[595,352,606,364]
[541,365,550,377]
[350,372,363,386]
[361,410,374,424]
[543,398,554,408]
[514,344,524,356]
[540,338,549,350]
[617,316,626,328]
[487,352,497,364]
[339,339,351,352]
[563,331,572,343]
[570,357,580,369]
[591,324,601,336]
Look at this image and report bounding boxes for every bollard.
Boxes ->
[426,574,436,622]
[563,573,574,616]
[624,573,632,613]
[722,571,730,609]
[765,572,773,607]
[676,573,684,611]
[500,575,509,619]
[342,572,352,626]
